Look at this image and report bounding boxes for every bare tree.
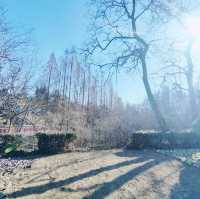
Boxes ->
[86,0,174,131]
[62,50,69,100]
[86,62,91,110]
[0,8,36,131]
[80,62,87,108]
[160,38,198,123]
[46,53,57,102]
[184,40,197,121]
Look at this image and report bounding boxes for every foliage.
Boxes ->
[36,133,77,154]
[0,135,23,156]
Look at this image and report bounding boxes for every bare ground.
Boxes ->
[1,149,200,199]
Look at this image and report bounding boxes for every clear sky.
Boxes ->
[2,0,146,104]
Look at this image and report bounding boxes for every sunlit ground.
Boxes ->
[1,150,200,199]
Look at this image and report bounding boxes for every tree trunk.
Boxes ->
[62,60,67,99]
[81,71,86,108]
[185,41,198,122]
[186,69,197,122]
[47,64,52,103]
[86,64,91,110]
[141,55,168,131]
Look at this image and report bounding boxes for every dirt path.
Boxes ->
[1,149,200,199]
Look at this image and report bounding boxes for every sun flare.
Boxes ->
[184,15,200,39]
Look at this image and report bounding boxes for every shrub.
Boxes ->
[0,134,23,156]
[36,133,76,154]
[127,132,200,150]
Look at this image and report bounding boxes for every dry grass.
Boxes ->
[1,149,200,199]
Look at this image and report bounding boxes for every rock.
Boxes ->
[0,158,32,174]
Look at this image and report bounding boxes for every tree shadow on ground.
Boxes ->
[170,164,200,199]
[7,150,163,198]
[85,150,166,199]
[26,154,108,184]
[85,159,157,199]
[115,150,151,158]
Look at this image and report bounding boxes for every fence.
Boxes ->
[0,126,44,134]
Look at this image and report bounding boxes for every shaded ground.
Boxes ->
[1,149,200,199]
[157,149,200,168]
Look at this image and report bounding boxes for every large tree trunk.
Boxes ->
[141,56,168,131]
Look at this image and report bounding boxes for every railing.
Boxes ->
[0,126,65,134]
[0,126,44,134]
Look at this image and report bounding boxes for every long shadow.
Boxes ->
[7,152,151,198]
[170,164,200,199]
[86,159,161,199]
[60,184,101,193]
[114,150,141,158]
[25,151,122,184]
[26,155,107,184]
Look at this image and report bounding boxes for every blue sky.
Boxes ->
[2,0,146,104]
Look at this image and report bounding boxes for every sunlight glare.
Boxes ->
[184,15,200,40]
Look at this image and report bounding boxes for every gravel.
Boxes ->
[0,158,32,174]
